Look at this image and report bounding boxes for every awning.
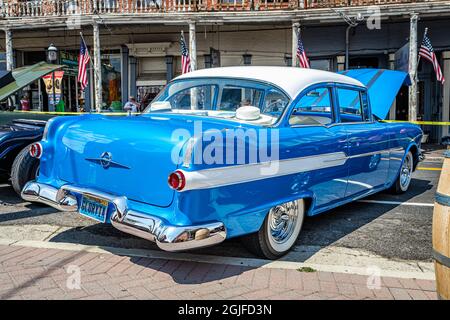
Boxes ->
[0,61,64,101]
[340,69,411,120]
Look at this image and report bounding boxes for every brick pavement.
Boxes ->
[0,244,437,300]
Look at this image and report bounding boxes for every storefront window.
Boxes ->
[0,53,6,70]
[101,52,122,111]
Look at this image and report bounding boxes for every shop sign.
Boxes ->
[60,51,78,76]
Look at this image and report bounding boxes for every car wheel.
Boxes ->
[242,199,305,259]
[11,144,40,196]
[390,151,413,194]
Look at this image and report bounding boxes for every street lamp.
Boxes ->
[330,8,361,70]
[46,44,58,112]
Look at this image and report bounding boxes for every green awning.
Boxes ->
[0,61,64,101]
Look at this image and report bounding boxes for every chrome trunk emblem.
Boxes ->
[85,152,130,169]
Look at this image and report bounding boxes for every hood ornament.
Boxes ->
[86,152,130,169]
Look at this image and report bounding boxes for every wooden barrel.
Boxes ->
[432,148,450,300]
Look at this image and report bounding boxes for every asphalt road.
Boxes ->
[0,153,442,265]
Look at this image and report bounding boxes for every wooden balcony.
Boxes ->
[0,0,435,18]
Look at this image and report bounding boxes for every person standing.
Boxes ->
[20,95,30,111]
[123,96,139,113]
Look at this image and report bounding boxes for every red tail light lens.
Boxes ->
[30,142,42,159]
[168,170,186,191]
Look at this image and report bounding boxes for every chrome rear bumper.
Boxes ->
[21,181,226,251]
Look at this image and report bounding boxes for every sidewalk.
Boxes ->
[0,244,437,300]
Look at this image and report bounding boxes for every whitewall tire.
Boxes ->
[391,151,414,194]
[242,199,305,259]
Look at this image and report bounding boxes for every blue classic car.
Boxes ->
[21,67,422,259]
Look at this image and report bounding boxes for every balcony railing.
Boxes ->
[0,0,433,17]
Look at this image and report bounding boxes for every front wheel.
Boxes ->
[242,199,305,259]
[390,151,413,194]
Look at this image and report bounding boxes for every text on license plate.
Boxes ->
[79,195,109,222]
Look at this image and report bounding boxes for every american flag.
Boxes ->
[77,37,90,91]
[180,32,191,74]
[296,32,310,69]
[419,33,445,83]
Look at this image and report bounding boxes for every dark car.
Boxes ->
[0,118,45,194]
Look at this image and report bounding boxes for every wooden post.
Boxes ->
[5,29,13,71]
[432,145,450,300]
[93,21,102,112]
[291,21,299,67]
[408,13,419,122]
[189,21,197,72]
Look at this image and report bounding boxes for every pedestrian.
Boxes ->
[123,96,139,113]
[20,95,30,111]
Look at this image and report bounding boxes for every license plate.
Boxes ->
[79,195,109,223]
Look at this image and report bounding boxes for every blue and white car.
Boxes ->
[21,67,422,259]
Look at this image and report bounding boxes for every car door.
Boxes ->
[336,86,390,198]
[287,84,349,210]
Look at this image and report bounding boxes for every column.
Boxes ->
[408,13,419,122]
[165,55,174,82]
[442,51,450,137]
[189,22,197,71]
[129,57,137,98]
[93,21,102,112]
[121,45,129,106]
[292,21,300,67]
[5,29,13,71]
[388,53,397,120]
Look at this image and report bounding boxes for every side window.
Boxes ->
[361,91,371,121]
[337,88,364,123]
[289,87,333,126]
[168,85,216,110]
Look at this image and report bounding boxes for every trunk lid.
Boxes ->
[54,114,196,207]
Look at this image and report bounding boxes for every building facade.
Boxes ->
[1,0,450,141]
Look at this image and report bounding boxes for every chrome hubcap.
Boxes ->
[400,154,412,188]
[268,201,299,244]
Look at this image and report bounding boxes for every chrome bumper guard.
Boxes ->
[21,181,226,251]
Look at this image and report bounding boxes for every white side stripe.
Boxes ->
[179,152,347,191]
[179,147,406,191]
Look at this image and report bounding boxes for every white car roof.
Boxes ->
[174,66,365,99]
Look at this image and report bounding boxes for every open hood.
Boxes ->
[0,62,64,101]
[340,69,411,120]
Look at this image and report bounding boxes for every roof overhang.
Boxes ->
[0,62,64,102]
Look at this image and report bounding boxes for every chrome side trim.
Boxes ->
[178,151,348,192]
[21,181,226,252]
[177,147,405,192]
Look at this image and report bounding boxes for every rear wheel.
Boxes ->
[11,144,40,196]
[390,151,413,194]
[242,199,305,259]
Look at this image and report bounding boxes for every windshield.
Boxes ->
[144,78,290,125]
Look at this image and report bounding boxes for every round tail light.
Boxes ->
[30,142,42,159]
[168,170,186,191]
